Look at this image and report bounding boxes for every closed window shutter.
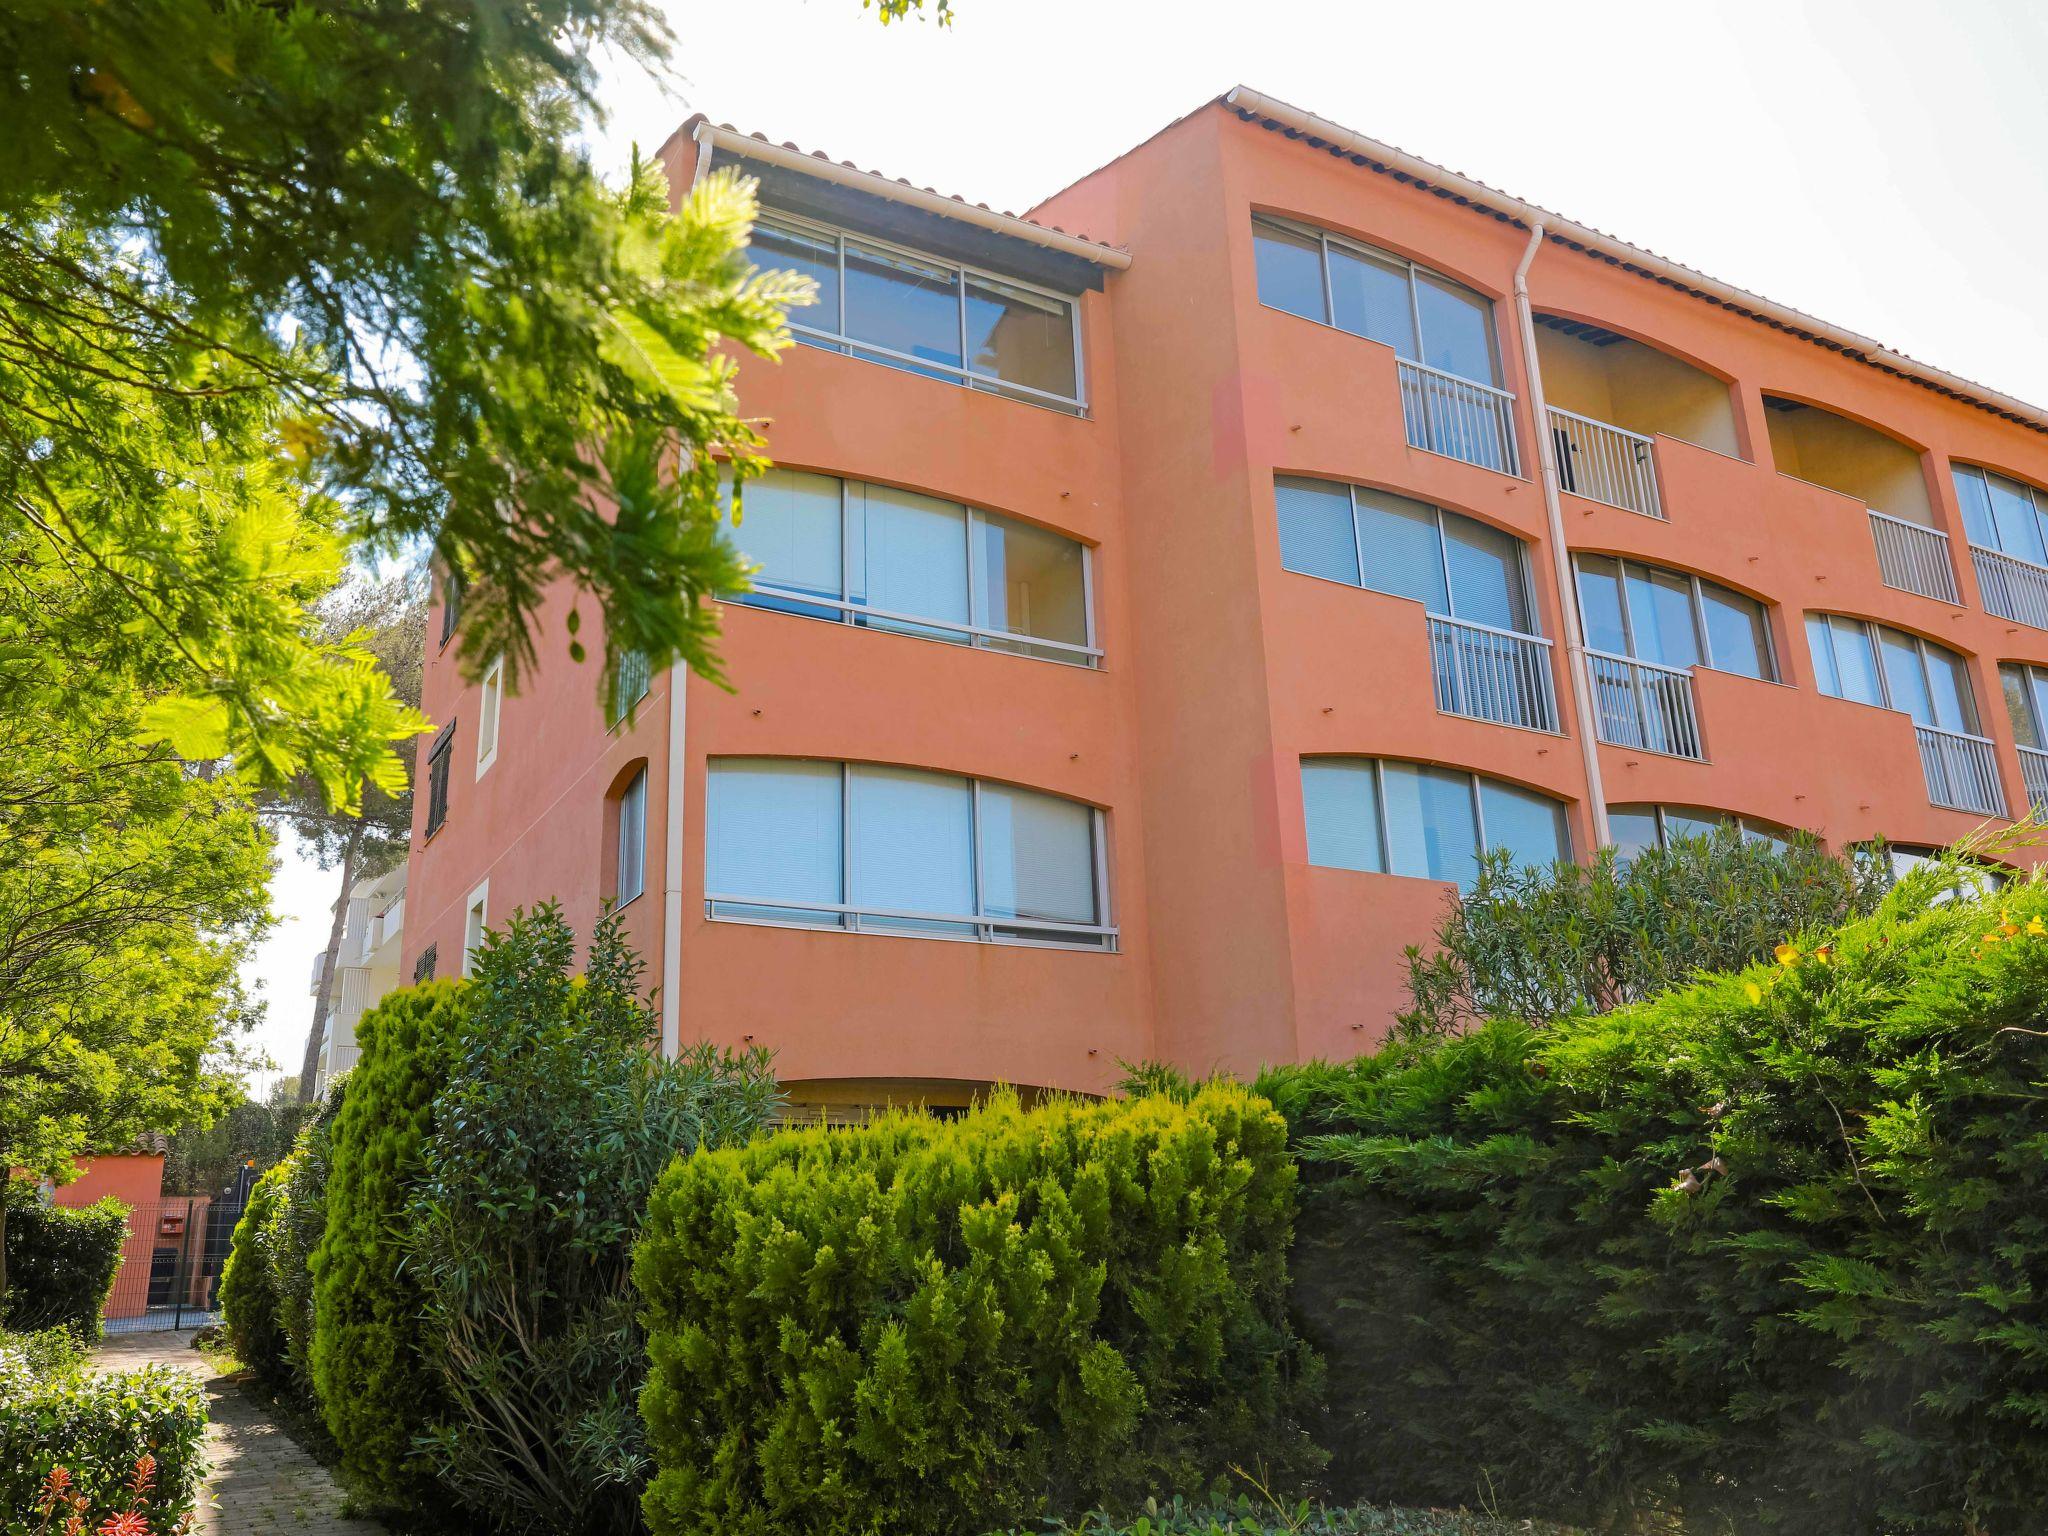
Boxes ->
[849,765,974,929]
[978,785,1095,924]
[705,760,843,919]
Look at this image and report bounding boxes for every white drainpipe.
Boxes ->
[1513,221,1612,849]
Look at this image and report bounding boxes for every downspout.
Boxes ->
[660,127,719,1059]
[1513,222,1612,849]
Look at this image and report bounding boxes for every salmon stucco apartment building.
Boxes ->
[399,87,2048,1118]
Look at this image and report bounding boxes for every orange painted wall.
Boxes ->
[53,1154,165,1320]
[404,100,2048,1095]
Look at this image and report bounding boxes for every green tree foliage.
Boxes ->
[405,902,780,1533]
[0,1197,127,1340]
[219,1162,291,1390]
[1261,862,2048,1535]
[162,1078,316,1196]
[3,0,811,760]
[309,981,468,1509]
[1399,828,1889,1039]
[635,1085,1323,1536]
[1,1331,208,1535]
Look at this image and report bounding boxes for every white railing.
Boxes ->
[740,587,1102,667]
[704,893,1116,950]
[1585,650,1704,760]
[1427,615,1559,733]
[1869,510,1960,603]
[2020,745,2048,818]
[1971,544,2048,632]
[1547,406,1662,519]
[1399,359,1520,476]
[1916,724,2003,816]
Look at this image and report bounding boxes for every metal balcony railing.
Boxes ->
[2019,744,2048,818]
[1971,544,2048,632]
[1547,406,1663,519]
[1869,510,1960,603]
[1399,359,1520,475]
[1427,614,1559,733]
[1585,649,1704,760]
[1916,724,2003,816]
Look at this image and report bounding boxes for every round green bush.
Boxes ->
[635,1083,1323,1536]
[308,979,468,1508]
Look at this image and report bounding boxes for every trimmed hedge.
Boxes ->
[275,1079,345,1390]
[635,1084,1322,1536]
[219,1160,290,1388]
[0,1328,206,1533]
[989,1496,1578,1535]
[1262,869,2048,1534]
[309,979,468,1508]
[2,1197,127,1340]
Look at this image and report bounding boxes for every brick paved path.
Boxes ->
[91,1332,384,1535]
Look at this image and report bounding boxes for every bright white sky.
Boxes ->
[237,0,2048,1092]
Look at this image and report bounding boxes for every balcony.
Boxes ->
[1547,407,1662,519]
[2021,745,2048,817]
[1586,650,1704,760]
[1869,511,1961,604]
[1973,544,2048,631]
[1531,315,1741,522]
[1764,395,1955,602]
[1427,614,1559,732]
[1916,724,2004,816]
[1399,359,1519,475]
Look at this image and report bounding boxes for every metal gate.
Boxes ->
[100,1168,253,1336]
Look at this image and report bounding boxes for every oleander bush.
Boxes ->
[0,1327,206,1533]
[1261,861,2048,1535]
[219,1159,290,1388]
[405,903,781,1535]
[988,1494,1579,1536]
[309,978,470,1509]
[0,1196,127,1340]
[636,1083,1323,1536]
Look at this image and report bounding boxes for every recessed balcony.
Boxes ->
[1764,395,1957,603]
[1586,649,1703,759]
[1533,316,1742,521]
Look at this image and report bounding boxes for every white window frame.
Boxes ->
[724,471,1102,667]
[1251,213,1504,388]
[1955,463,2048,563]
[1575,554,1780,681]
[1806,612,1977,732]
[475,655,504,778]
[757,210,1088,415]
[461,880,489,977]
[1301,757,1572,881]
[1276,476,1542,637]
[615,767,648,909]
[703,760,1116,952]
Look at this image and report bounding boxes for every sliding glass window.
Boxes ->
[1574,555,1776,679]
[1607,803,1794,860]
[722,468,1096,665]
[1301,758,1569,892]
[1252,215,1500,387]
[2001,661,2048,748]
[754,212,1083,411]
[1275,478,1535,633]
[1954,464,2048,566]
[1805,613,1979,731]
[705,759,1112,948]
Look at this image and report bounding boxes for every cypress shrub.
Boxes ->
[635,1083,1323,1536]
[1263,867,2048,1535]
[1,1196,127,1340]
[309,979,469,1508]
[219,1161,290,1387]
[273,1077,345,1391]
